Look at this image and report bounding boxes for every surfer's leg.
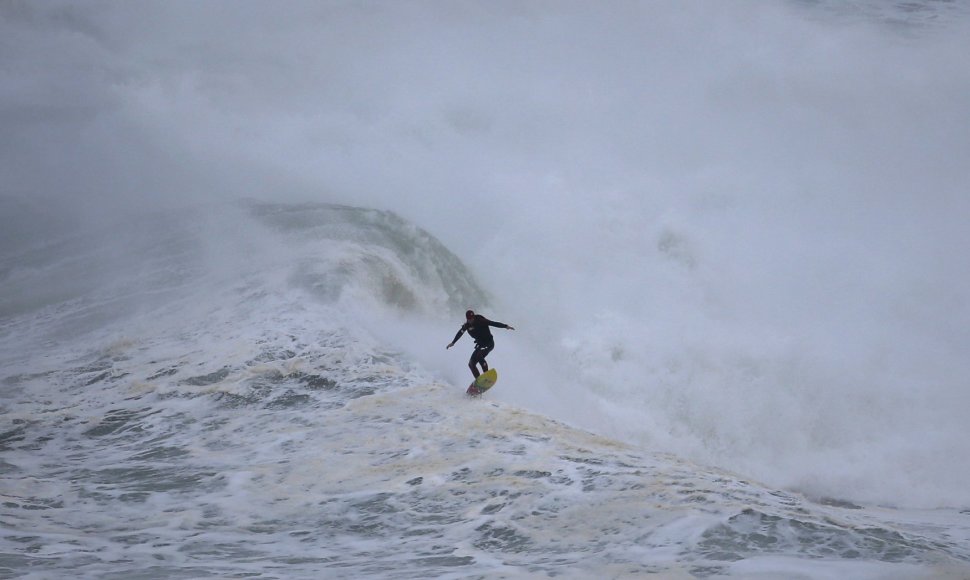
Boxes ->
[477,344,494,373]
[468,351,481,378]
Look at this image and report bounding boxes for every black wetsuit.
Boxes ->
[452,315,510,368]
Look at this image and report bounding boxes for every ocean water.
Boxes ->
[1,202,968,579]
[3,0,970,578]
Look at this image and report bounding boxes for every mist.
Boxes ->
[2,1,970,507]
[3,2,968,242]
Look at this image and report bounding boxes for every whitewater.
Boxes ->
[3,0,970,578]
[1,201,968,579]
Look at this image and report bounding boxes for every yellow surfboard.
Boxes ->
[466,368,498,397]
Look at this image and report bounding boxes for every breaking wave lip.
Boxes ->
[245,199,489,316]
[2,200,969,578]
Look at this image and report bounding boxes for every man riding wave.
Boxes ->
[447,309,515,379]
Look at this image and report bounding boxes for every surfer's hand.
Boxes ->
[446,342,453,349]
[507,326,515,331]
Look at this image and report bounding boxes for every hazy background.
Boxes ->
[2,0,969,507]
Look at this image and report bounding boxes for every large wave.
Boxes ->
[3,1,970,575]
[3,194,968,512]
[2,200,968,578]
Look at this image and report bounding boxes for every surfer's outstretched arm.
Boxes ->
[485,318,515,331]
[447,327,466,349]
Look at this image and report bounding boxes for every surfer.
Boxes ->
[447,310,515,378]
